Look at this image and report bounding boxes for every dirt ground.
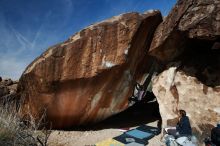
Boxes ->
[48,121,164,146]
[48,101,165,146]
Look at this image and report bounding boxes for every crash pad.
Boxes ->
[125,129,154,141]
[125,142,145,146]
[95,138,124,146]
[113,133,147,145]
[136,125,161,135]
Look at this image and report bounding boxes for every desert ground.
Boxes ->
[48,101,164,146]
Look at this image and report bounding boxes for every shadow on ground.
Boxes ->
[70,96,161,131]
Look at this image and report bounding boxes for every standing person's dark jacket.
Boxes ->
[176,116,192,136]
[211,126,220,145]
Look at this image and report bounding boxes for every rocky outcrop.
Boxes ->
[149,0,220,142]
[153,66,220,139]
[149,0,220,62]
[18,11,162,129]
[0,77,18,103]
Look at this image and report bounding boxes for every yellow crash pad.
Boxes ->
[95,138,125,146]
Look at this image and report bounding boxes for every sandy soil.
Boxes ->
[48,121,164,146]
[47,100,205,146]
[48,101,165,146]
[48,128,124,146]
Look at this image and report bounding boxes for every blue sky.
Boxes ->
[0,0,176,80]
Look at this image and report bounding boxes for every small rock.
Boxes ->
[3,78,13,86]
[8,84,18,94]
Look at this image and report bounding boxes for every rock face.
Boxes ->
[149,0,220,62]
[153,66,220,139]
[18,11,162,129]
[149,0,220,141]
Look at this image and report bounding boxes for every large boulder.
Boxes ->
[18,11,162,129]
[149,0,220,62]
[149,0,220,142]
[152,65,220,141]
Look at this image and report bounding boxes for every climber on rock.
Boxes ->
[128,82,146,106]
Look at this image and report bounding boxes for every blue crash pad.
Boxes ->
[113,133,147,145]
[125,129,154,140]
[136,125,161,135]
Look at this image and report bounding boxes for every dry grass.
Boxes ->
[0,102,50,146]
